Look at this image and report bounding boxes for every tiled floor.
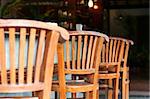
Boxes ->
[129,91,150,99]
[0,92,150,99]
[129,96,150,99]
[129,79,150,99]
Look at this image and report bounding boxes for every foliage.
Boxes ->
[0,0,60,21]
[0,0,23,18]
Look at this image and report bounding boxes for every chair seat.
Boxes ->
[98,73,117,79]
[100,62,119,66]
[0,69,44,93]
[53,65,96,75]
[0,83,44,93]
[67,82,98,93]
[52,80,99,93]
[65,69,96,74]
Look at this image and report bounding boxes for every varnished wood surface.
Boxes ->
[0,19,69,99]
[110,37,133,99]
[0,19,69,42]
[52,31,109,99]
[99,36,133,99]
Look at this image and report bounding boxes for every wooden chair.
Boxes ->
[0,19,69,99]
[119,38,133,99]
[52,31,109,99]
[98,37,128,99]
[0,97,38,99]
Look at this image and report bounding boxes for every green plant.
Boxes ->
[0,0,23,18]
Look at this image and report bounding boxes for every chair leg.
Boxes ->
[125,81,129,99]
[71,75,77,98]
[126,70,130,99]
[72,93,77,98]
[59,90,66,99]
[33,91,41,99]
[92,90,97,99]
[32,92,36,96]
[114,78,119,99]
[96,89,99,99]
[108,79,113,99]
[122,68,127,99]
[34,90,50,99]
[85,91,92,99]
[85,90,97,99]
[122,77,126,99]
[54,91,58,99]
[122,68,130,99]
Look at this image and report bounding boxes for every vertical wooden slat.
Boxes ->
[19,28,26,84]
[72,36,76,69]
[82,35,88,69]
[90,37,97,69]
[34,30,46,83]
[86,36,93,69]
[77,36,82,69]
[9,28,16,84]
[66,40,70,69]
[123,42,129,66]
[40,32,52,81]
[102,44,105,63]
[115,40,120,62]
[27,28,36,83]
[0,28,7,84]
[118,42,125,62]
[112,39,117,62]
[109,39,113,62]
[106,42,109,63]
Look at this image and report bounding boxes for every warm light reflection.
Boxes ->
[88,0,93,7]
[93,5,98,9]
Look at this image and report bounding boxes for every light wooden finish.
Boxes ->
[0,19,69,42]
[52,31,109,99]
[98,37,128,99]
[0,97,38,99]
[119,38,133,99]
[0,19,69,99]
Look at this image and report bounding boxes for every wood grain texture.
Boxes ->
[0,19,69,99]
[99,36,133,99]
[52,31,109,99]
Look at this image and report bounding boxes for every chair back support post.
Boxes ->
[93,37,104,84]
[121,39,133,99]
[57,43,67,94]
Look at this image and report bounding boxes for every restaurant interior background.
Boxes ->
[0,0,149,94]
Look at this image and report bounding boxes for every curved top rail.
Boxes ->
[0,19,69,42]
[69,31,109,42]
[109,36,134,45]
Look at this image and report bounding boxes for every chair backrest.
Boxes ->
[100,37,133,72]
[0,19,69,93]
[121,38,133,68]
[60,31,109,75]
